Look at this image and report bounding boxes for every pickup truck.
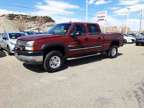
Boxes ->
[14,22,123,72]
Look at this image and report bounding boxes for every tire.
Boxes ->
[7,46,13,55]
[0,45,2,50]
[136,42,140,46]
[107,46,118,58]
[43,51,65,72]
[123,39,127,44]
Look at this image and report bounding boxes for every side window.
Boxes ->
[2,33,8,40]
[74,24,86,36]
[88,24,101,35]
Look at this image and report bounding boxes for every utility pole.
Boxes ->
[139,9,143,33]
[125,8,130,34]
[86,0,88,22]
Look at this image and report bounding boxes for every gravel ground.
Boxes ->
[0,44,144,108]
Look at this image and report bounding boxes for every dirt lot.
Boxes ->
[0,44,144,108]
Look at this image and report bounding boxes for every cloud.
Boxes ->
[114,4,144,15]
[89,0,111,5]
[119,0,140,6]
[96,0,111,5]
[89,0,96,4]
[0,0,80,23]
[34,0,79,16]
[128,18,144,31]
[53,16,81,23]
[92,14,144,31]
[0,9,27,15]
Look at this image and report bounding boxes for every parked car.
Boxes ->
[0,32,26,54]
[24,31,47,36]
[135,33,144,46]
[123,34,136,43]
[14,22,124,72]
[128,33,137,37]
[0,33,4,50]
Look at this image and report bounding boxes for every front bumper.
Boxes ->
[15,51,43,64]
[136,40,144,43]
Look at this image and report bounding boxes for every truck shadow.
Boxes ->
[0,50,7,58]
[23,64,45,73]
[23,53,123,73]
[68,53,123,67]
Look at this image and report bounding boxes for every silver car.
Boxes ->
[0,32,26,54]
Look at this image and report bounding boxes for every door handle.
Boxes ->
[98,37,101,40]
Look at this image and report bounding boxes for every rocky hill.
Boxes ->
[0,14,55,33]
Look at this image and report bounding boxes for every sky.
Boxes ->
[0,0,144,31]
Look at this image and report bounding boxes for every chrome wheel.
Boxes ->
[49,56,61,69]
[111,47,117,57]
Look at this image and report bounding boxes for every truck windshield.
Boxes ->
[48,24,71,35]
[9,33,25,39]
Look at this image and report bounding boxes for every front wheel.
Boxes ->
[43,51,65,72]
[136,42,140,46]
[0,45,2,50]
[107,46,118,58]
[7,46,13,55]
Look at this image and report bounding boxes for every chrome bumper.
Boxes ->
[15,53,43,64]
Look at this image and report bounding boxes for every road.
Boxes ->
[0,44,144,108]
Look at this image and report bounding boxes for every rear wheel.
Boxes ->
[43,51,65,72]
[107,46,118,58]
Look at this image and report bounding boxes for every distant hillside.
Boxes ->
[0,14,55,33]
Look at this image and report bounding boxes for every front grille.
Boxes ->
[15,40,27,51]
[137,38,144,40]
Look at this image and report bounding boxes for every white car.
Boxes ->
[123,34,136,43]
[0,32,26,54]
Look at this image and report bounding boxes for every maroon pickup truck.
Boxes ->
[14,22,123,72]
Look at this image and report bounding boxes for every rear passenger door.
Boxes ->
[86,24,104,52]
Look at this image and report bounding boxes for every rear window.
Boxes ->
[9,33,25,39]
[87,24,101,35]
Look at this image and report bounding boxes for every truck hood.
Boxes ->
[18,34,58,41]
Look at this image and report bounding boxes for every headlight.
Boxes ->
[26,41,34,47]
[25,41,34,51]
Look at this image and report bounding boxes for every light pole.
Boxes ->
[125,8,130,34]
[86,0,88,22]
[139,9,143,33]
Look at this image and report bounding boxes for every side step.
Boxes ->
[67,53,101,60]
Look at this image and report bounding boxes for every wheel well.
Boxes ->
[111,41,119,47]
[43,46,65,58]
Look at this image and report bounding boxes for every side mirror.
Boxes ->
[70,31,81,37]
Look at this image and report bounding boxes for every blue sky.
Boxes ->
[0,0,144,31]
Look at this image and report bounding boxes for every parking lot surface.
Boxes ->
[0,44,144,108]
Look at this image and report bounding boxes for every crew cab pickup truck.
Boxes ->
[14,22,123,72]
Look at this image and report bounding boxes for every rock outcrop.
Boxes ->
[0,14,55,33]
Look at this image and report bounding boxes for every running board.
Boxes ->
[67,53,101,60]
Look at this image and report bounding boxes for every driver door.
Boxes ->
[68,23,90,57]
